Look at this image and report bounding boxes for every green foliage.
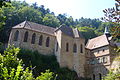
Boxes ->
[95,22,113,36]
[78,26,97,42]
[0,0,11,8]
[18,49,81,80]
[102,0,120,38]
[36,70,55,80]
[42,13,60,27]
[18,6,42,24]
[102,0,120,79]
[0,0,109,43]
[0,8,6,31]
[0,45,55,80]
[103,69,120,80]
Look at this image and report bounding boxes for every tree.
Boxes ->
[0,45,55,80]
[0,8,5,31]
[42,13,60,27]
[0,0,11,8]
[102,0,120,38]
[95,22,113,36]
[78,26,97,43]
[102,0,120,79]
[57,14,67,25]
[18,6,42,23]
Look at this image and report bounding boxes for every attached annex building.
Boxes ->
[8,21,117,80]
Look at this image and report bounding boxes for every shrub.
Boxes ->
[0,45,55,80]
[18,49,81,80]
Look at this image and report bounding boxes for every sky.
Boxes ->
[17,0,115,19]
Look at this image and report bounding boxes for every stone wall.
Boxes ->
[85,46,112,80]
[9,28,86,78]
[55,31,86,77]
[9,28,55,55]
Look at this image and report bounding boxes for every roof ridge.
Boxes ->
[27,21,56,30]
[23,21,32,29]
[90,34,106,40]
[86,34,109,49]
[12,21,56,36]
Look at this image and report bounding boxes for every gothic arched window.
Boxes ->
[66,43,69,52]
[80,44,83,53]
[46,37,50,47]
[14,30,19,41]
[73,43,77,53]
[31,33,36,44]
[23,31,28,42]
[39,35,43,46]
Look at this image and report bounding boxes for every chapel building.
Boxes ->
[8,21,86,78]
[8,21,119,80]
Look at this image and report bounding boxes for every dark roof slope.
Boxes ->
[13,21,56,36]
[55,25,74,37]
[13,21,84,38]
[55,25,84,38]
[86,35,110,50]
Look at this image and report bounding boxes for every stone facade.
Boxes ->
[8,21,85,78]
[55,29,85,77]
[8,21,119,80]
[9,28,56,55]
[85,33,118,80]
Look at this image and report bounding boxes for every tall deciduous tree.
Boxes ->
[78,26,97,43]
[42,13,60,27]
[18,6,42,24]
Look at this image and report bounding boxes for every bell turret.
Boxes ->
[104,26,111,37]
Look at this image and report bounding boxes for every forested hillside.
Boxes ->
[0,1,113,43]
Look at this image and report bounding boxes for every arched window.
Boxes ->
[14,30,19,41]
[66,43,69,52]
[46,37,50,47]
[56,42,58,52]
[99,73,102,80]
[80,44,83,53]
[31,33,36,44]
[39,35,43,46]
[23,31,28,42]
[93,74,95,80]
[73,43,77,53]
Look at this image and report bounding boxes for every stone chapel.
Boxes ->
[8,21,119,80]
